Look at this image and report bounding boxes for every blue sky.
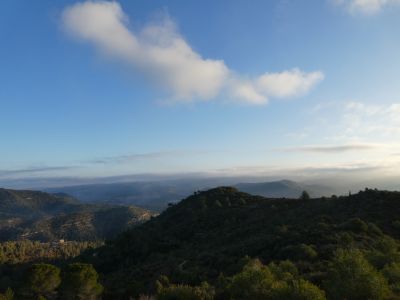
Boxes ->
[1,0,400,183]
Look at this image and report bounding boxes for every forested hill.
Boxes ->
[86,187,400,298]
[0,188,154,241]
[0,188,79,217]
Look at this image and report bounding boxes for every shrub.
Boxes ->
[280,244,318,261]
[156,278,214,300]
[368,237,400,269]
[0,288,14,300]
[226,259,275,299]
[269,260,298,281]
[382,262,400,295]
[226,259,325,300]
[272,279,326,300]
[324,249,390,300]
[343,218,369,233]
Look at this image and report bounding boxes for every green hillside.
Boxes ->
[82,187,400,298]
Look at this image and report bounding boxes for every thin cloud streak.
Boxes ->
[212,162,390,178]
[277,143,380,153]
[89,150,206,164]
[0,166,76,177]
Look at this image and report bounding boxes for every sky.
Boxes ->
[1,0,400,185]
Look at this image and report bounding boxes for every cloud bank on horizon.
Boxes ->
[62,1,323,105]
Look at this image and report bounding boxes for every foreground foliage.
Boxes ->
[2,250,398,299]
[0,263,103,300]
[59,263,103,300]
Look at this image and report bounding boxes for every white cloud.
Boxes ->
[228,79,267,104]
[62,1,228,100]
[255,69,324,98]
[62,1,323,104]
[334,0,400,14]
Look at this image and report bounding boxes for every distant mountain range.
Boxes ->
[0,188,153,242]
[45,179,334,211]
[45,181,192,212]
[235,179,334,198]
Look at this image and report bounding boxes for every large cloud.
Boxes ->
[62,1,323,104]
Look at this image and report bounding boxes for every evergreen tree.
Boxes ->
[299,191,310,200]
[59,263,103,300]
[23,264,61,299]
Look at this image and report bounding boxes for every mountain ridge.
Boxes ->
[44,179,333,211]
[0,188,154,242]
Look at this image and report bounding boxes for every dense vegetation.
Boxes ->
[0,188,154,241]
[88,187,400,298]
[0,240,102,264]
[2,187,400,299]
[0,263,103,299]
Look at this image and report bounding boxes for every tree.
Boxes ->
[226,259,275,299]
[59,263,103,300]
[0,288,14,300]
[280,244,318,261]
[224,259,325,300]
[268,260,298,281]
[272,279,326,300]
[367,237,400,269]
[156,281,214,300]
[299,191,310,200]
[324,249,390,300]
[23,264,61,299]
[382,262,400,295]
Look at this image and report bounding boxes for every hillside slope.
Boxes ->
[0,188,154,241]
[0,188,79,218]
[85,187,400,297]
